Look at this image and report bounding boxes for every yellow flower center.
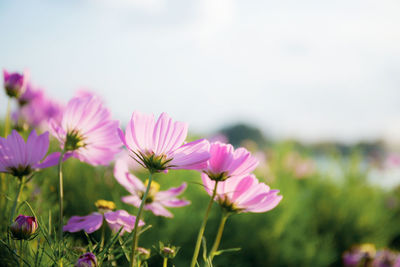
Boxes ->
[95,199,116,211]
[359,243,376,255]
[139,180,161,204]
[65,129,86,151]
[144,180,160,195]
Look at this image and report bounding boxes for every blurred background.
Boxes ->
[1,0,400,143]
[1,0,400,266]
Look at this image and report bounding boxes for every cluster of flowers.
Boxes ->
[343,244,400,267]
[1,69,283,266]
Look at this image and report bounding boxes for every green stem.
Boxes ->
[190,181,219,267]
[100,221,105,251]
[2,99,12,220]
[58,149,66,243]
[4,98,11,137]
[19,239,23,267]
[130,171,153,267]
[209,212,230,260]
[163,257,168,267]
[10,177,24,224]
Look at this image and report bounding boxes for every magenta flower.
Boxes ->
[114,152,190,217]
[395,256,400,267]
[50,94,121,166]
[3,69,28,98]
[202,173,282,213]
[75,252,97,267]
[64,209,145,236]
[0,130,60,178]
[119,111,210,172]
[10,215,38,240]
[203,142,259,181]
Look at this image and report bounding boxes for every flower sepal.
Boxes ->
[203,171,230,182]
[131,150,174,173]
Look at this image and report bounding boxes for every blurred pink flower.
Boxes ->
[284,152,315,179]
[3,69,29,98]
[119,111,210,172]
[203,142,259,181]
[64,209,144,236]
[18,83,43,106]
[50,94,121,165]
[202,173,282,213]
[114,153,190,217]
[75,89,102,99]
[385,153,400,169]
[394,256,400,267]
[0,130,60,178]
[372,249,398,267]
[14,90,64,130]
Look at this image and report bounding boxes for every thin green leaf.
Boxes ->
[201,236,208,262]
[118,236,130,262]
[98,227,123,260]
[213,247,241,256]
[84,232,94,251]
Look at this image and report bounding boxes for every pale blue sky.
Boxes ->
[1,0,400,143]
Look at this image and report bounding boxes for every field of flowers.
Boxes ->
[1,70,400,267]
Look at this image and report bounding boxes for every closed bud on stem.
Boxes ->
[74,252,97,267]
[157,242,180,259]
[10,215,38,240]
[136,247,151,261]
[3,70,26,98]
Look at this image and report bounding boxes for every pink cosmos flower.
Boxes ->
[50,94,121,166]
[203,142,259,181]
[64,209,145,236]
[3,69,29,98]
[114,151,190,217]
[202,173,282,213]
[119,111,210,172]
[14,91,64,130]
[0,130,60,178]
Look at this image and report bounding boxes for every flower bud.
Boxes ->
[74,252,97,267]
[157,242,179,259]
[3,70,26,98]
[136,247,151,261]
[10,215,38,240]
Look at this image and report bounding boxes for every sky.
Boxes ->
[1,0,400,143]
